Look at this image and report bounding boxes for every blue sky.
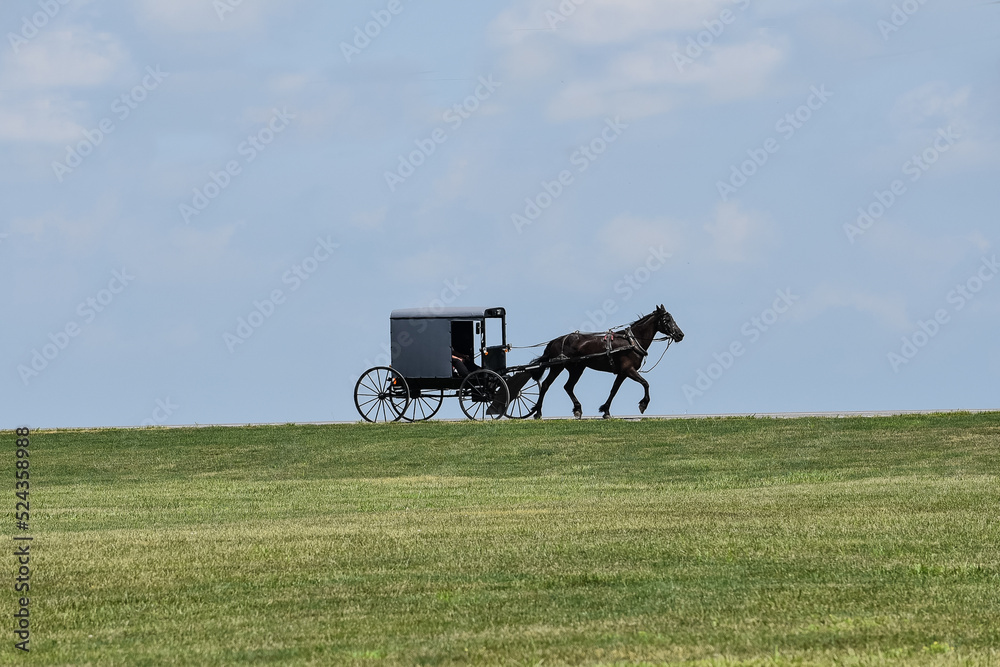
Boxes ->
[2,0,998,428]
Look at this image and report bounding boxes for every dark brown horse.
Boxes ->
[527,305,684,419]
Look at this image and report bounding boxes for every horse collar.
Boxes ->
[625,326,649,357]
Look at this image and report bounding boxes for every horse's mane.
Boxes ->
[615,310,657,333]
[633,310,658,325]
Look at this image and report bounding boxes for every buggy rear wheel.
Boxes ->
[459,369,509,421]
[354,366,410,423]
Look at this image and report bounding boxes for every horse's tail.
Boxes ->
[528,337,564,380]
[529,357,547,381]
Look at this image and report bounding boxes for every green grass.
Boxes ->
[6,413,1000,665]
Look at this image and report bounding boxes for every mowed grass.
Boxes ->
[9,413,1000,666]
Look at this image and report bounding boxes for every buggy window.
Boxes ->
[485,317,503,350]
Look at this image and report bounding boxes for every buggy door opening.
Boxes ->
[451,320,476,361]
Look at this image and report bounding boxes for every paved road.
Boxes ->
[38,409,996,431]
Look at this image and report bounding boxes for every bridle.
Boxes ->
[638,312,679,374]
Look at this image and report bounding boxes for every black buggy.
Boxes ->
[353,307,540,422]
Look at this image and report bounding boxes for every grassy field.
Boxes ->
[6,413,1000,665]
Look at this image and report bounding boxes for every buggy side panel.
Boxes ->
[391,318,452,379]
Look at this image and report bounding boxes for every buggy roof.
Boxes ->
[390,307,504,320]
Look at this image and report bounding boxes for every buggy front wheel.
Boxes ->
[459,369,509,421]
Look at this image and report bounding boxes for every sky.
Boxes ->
[2,0,998,428]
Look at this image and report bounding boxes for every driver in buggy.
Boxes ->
[451,349,479,378]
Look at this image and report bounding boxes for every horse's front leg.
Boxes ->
[625,368,652,414]
[563,365,585,419]
[598,373,627,419]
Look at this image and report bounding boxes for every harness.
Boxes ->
[592,326,647,370]
[605,326,648,359]
[512,313,678,373]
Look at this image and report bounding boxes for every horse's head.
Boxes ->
[656,304,684,342]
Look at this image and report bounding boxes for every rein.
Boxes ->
[509,341,550,350]
[623,324,675,374]
[640,337,673,374]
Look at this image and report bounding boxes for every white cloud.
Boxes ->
[600,213,685,268]
[494,37,568,84]
[430,157,472,208]
[547,70,676,121]
[2,29,129,88]
[133,0,294,33]
[546,38,783,120]
[0,27,129,143]
[351,206,388,231]
[0,94,83,142]
[803,284,910,332]
[133,0,221,31]
[169,223,241,262]
[703,201,778,263]
[492,0,739,46]
[10,200,117,248]
[795,12,883,61]
[887,82,998,172]
[293,87,354,135]
[491,0,785,120]
[891,82,971,135]
[865,222,992,278]
[392,248,464,287]
[688,40,786,100]
[133,222,253,287]
[494,0,786,120]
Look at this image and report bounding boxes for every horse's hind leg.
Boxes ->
[533,366,563,419]
[563,365,585,419]
[598,373,627,419]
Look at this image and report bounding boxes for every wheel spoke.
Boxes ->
[355,367,410,422]
[398,388,442,422]
[505,378,538,419]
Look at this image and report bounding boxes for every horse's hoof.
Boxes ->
[602,413,612,420]
[533,412,542,420]
[639,403,648,414]
[573,409,582,419]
